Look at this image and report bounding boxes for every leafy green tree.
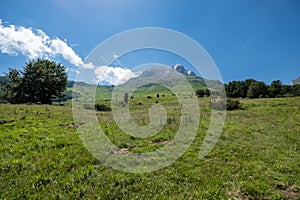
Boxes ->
[268,80,282,97]
[225,81,248,98]
[281,85,292,96]
[247,81,268,98]
[244,79,257,88]
[291,84,300,96]
[3,59,67,104]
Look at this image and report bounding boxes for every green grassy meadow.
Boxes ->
[0,96,299,199]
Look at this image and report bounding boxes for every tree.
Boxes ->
[3,59,67,104]
[225,81,248,98]
[281,85,292,96]
[247,81,268,98]
[291,84,300,96]
[268,80,282,97]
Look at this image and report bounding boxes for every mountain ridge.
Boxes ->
[171,64,196,76]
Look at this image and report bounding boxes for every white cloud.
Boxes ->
[94,66,138,85]
[50,38,83,66]
[0,20,137,85]
[0,20,83,66]
[81,62,95,69]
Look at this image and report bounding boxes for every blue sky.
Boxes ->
[0,0,300,84]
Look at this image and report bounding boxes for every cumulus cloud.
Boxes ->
[50,38,83,66]
[81,62,95,69]
[94,66,138,85]
[0,20,138,85]
[0,19,83,66]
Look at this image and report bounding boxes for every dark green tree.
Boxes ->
[281,85,292,96]
[2,69,22,102]
[3,59,67,104]
[268,80,282,97]
[291,84,300,96]
[225,81,248,98]
[247,81,268,98]
[244,79,257,88]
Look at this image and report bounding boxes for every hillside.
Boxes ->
[71,65,210,101]
[0,97,299,199]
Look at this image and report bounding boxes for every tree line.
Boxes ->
[196,79,300,98]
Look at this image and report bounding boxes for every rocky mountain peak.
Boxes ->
[172,64,196,76]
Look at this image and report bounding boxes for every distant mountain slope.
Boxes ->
[292,76,300,85]
[67,80,98,88]
[123,65,206,90]
[71,65,221,101]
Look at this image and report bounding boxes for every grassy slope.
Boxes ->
[0,97,299,199]
[69,76,207,102]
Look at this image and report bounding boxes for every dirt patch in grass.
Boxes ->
[277,184,299,199]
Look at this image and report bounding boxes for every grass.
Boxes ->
[0,97,299,199]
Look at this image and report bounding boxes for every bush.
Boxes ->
[226,99,242,110]
[95,103,112,112]
[196,88,210,97]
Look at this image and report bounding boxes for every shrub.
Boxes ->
[226,99,242,110]
[196,88,210,97]
[95,103,112,112]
